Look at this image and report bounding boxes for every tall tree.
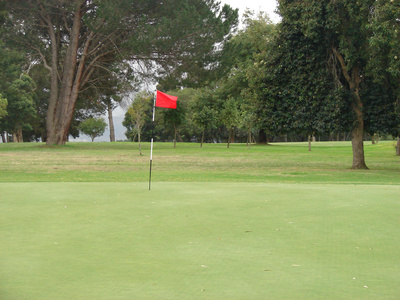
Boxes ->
[249,2,349,151]
[192,86,222,145]
[221,10,276,144]
[3,0,238,145]
[269,0,398,168]
[325,0,373,169]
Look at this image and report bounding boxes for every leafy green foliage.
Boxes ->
[1,75,37,141]
[123,91,152,154]
[221,97,240,148]
[247,0,398,167]
[0,94,7,119]
[2,0,238,144]
[368,0,400,136]
[78,117,107,142]
[161,91,187,148]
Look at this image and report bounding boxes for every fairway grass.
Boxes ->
[1,182,400,299]
[0,141,399,184]
[1,141,400,299]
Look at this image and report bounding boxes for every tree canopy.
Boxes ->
[2,1,399,164]
[248,0,399,167]
[2,0,238,145]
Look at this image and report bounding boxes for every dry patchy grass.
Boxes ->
[0,141,399,184]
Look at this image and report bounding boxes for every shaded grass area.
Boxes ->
[1,182,400,299]
[0,141,399,184]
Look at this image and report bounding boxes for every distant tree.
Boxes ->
[193,105,218,147]
[160,88,200,144]
[239,102,257,149]
[191,86,223,144]
[162,95,186,148]
[78,117,107,142]
[123,91,152,155]
[221,97,240,148]
[82,61,140,142]
[219,10,276,144]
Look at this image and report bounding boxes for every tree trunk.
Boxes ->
[173,124,177,148]
[17,128,23,142]
[107,102,115,142]
[248,128,251,149]
[350,88,368,169]
[371,133,380,144]
[46,3,91,145]
[332,47,368,169]
[138,125,142,155]
[1,132,5,143]
[12,129,23,142]
[308,135,312,152]
[258,129,267,144]
[351,123,367,169]
[397,137,400,156]
[201,129,204,148]
[227,129,232,148]
[351,102,368,169]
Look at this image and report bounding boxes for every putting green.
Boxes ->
[1,182,399,299]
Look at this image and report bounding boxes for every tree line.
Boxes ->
[1,0,400,169]
[0,0,238,143]
[124,1,400,169]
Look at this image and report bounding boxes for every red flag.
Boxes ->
[156,90,178,109]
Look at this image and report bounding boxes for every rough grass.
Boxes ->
[0,141,399,184]
[1,141,400,299]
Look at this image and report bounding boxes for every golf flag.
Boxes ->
[156,90,178,109]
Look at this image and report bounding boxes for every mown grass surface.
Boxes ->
[1,182,400,299]
[0,141,399,184]
[1,141,400,299]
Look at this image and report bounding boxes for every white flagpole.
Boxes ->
[149,92,156,190]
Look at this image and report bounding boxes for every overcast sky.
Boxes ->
[220,0,280,24]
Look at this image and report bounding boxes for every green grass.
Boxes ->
[1,141,400,299]
[0,140,399,184]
